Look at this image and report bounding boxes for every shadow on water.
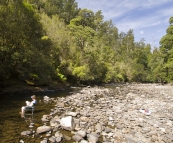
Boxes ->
[0,87,81,143]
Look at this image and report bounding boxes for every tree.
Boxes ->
[67,10,96,50]
[159,16,173,82]
[32,0,80,24]
[0,0,53,86]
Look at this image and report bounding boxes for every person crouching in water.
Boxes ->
[20,95,37,118]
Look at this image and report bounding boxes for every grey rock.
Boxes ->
[63,134,72,141]
[80,140,88,143]
[56,136,62,142]
[87,134,99,143]
[21,131,32,136]
[54,131,63,138]
[40,141,47,143]
[37,126,52,134]
[66,111,79,117]
[72,134,83,142]
[116,123,124,129]
[77,130,86,138]
[49,136,56,143]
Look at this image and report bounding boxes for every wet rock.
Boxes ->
[50,120,59,127]
[54,131,63,138]
[49,136,56,143]
[37,126,52,134]
[56,136,62,142]
[40,138,48,143]
[63,134,72,141]
[41,115,52,122]
[80,140,88,143]
[72,134,83,142]
[21,130,32,136]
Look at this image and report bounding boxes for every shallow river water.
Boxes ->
[0,88,76,143]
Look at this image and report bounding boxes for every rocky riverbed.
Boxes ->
[20,84,173,143]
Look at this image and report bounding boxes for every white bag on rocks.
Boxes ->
[60,116,75,131]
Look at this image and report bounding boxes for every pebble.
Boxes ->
[19,84,173,143]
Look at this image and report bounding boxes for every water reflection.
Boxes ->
[0,88,74,142]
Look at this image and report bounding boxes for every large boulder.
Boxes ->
[60,116,75,131]
[37,126,52,134]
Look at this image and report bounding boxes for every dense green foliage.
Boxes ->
[0,0,173,88]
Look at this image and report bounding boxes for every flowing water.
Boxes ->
[0,88,76,143]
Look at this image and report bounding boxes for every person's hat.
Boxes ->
[31,95,36,99]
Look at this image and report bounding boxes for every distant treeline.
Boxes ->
[0,0,173,87]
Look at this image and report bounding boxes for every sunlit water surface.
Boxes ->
[0,88,77,143]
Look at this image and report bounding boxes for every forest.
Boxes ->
[0,0,173,89]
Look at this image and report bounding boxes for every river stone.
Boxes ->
[146,131,158,137]
[49,136,56,143]
[105,126,113,133]
[46,132,51,137]
[40,140,47,143]
[108,132,114,137]
[37,126,52,134]
[40,138,48,143]
[60,116,75,131]
[166,134,173,140]
[123,134,135,143]
[41,115,51,122]
[66,111,79,117]
[80,116,89,122]
[72,134,83,142]
[80,140,88,143]
[116,123,124,129]
[63,134,72,141]
[109,116,114,121]
[95,123,103,132]
[87,134,99,143]
[151,135,158,142]
[35,85,173,143]
[77,130,86,138]
[56,136,62,142]
[54,131,60,136]
[50,120,58,127]
[21,131,32,136]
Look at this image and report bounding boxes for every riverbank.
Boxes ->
[19,83,173,143]
[1,83,173,142]
[0,81,69,95]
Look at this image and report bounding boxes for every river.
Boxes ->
[0,87,77,143]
